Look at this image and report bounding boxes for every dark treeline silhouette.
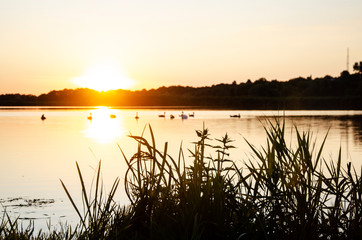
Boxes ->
[1,72,361,109]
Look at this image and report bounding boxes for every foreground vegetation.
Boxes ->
[1,120,361,239]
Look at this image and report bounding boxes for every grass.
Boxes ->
[1,119,361,239]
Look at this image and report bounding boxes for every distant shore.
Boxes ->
[1,73,361,109]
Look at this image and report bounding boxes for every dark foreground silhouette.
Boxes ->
[1,121,361,239]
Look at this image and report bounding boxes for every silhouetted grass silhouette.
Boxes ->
[1,119,361,239]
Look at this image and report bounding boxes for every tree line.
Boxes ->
[1,71,361,109]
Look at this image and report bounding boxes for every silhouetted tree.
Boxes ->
[1,75,361,109]
[340,70,350,79]
[353,62,362,73]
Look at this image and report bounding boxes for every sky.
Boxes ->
[1,0,362,95]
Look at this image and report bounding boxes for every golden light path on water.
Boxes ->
[85,107,126,144]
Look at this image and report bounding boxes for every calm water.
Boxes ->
[1,107,361,230]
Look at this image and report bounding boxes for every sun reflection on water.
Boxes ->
[85,107,125,144]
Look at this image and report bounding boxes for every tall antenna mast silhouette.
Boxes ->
[347,48,349,72]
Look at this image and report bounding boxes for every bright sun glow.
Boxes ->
[73,61,134,91]
[85,107,126,144]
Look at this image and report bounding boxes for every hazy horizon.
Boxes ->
[1,0,361,95]
[0,72,355,97]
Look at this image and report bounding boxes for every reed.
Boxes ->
[60,161,124,240]
[0,211,77,239]
[114,121,361,239]
[118,126,242,239]
[1,119,360,239]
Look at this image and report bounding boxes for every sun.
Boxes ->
[72,61,134,91]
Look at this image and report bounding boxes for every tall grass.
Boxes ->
[237,119,361,239]
[0,211,77,239]
[111,120,361,239]
[115,120,361,239]
[1,119,361,239]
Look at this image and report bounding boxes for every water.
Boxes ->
[0,107,361,230]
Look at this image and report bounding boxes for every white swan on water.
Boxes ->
[180,111,188,119]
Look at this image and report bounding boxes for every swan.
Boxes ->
[135,112,139,120]
[158,112,166,118]
[87,113,93,120]
[180,111,188,119]
[41,114,46,120]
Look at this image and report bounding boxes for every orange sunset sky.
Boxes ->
[1,0,361,94]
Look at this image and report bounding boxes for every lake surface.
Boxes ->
[0,107,361,230]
